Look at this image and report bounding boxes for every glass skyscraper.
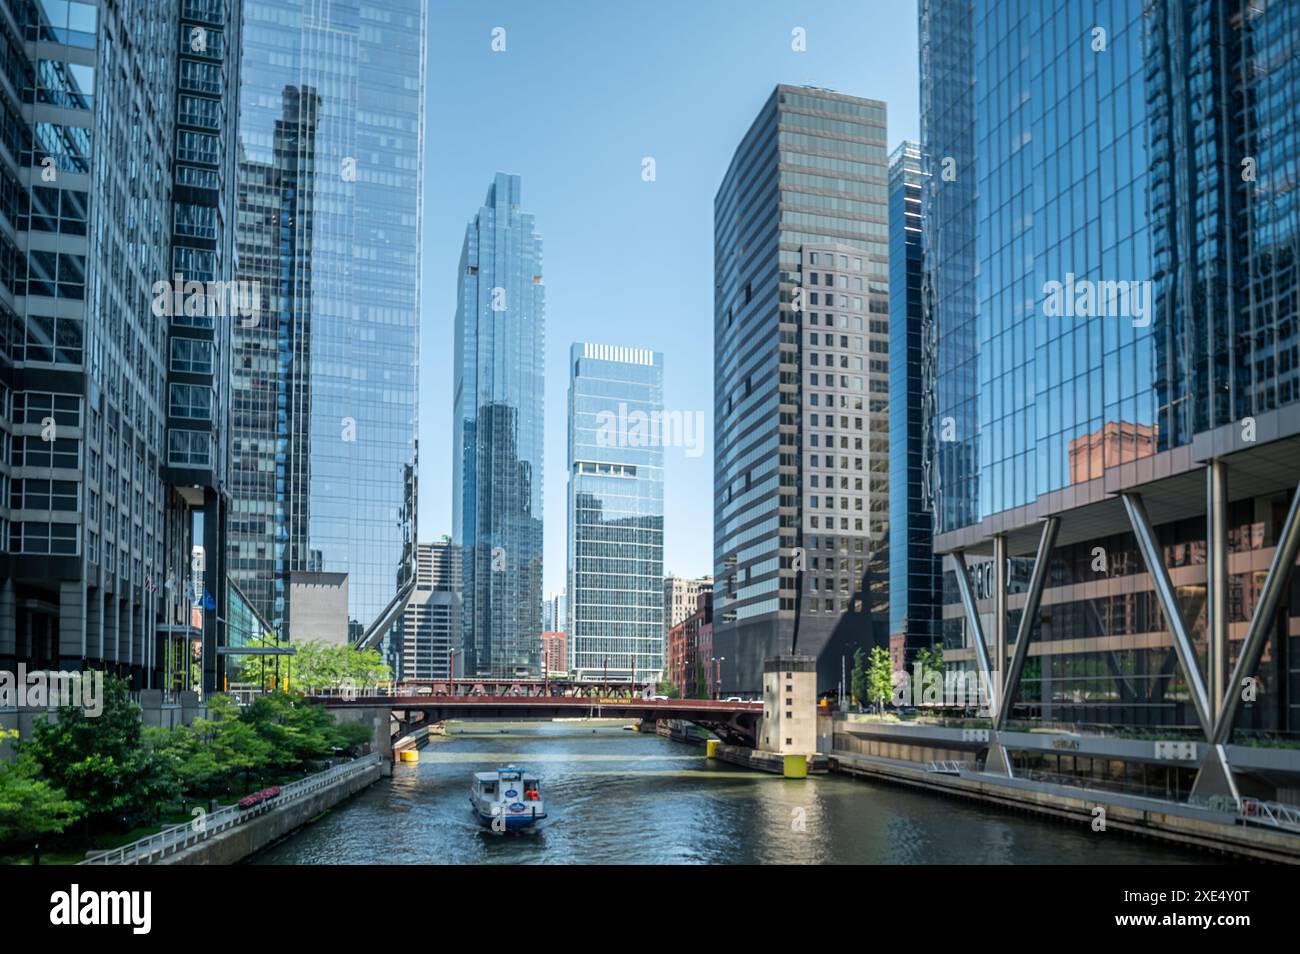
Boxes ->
[227,0,425,667]
[453,174,545,679]
[921,0,1300,799]
[566,343,665,682]
[887,140,942,661]
[713,85,891,695]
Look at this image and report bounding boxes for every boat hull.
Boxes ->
[471,798,546,830]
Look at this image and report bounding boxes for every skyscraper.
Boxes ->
[712,85,891,694]
[566,343,665,682]
[227,0,425,673]
[453,174,545,679]
[1,0,242,691]
[887,141,941,662]
[920,0,1300,798]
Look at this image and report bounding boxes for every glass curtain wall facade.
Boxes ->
[887,140,942,660]
[1,0,241,692]
[228,0,425,671]
[566,343,665,682]
[453,173,545,679]
[713,85,890,695]
[920,0,1300,785]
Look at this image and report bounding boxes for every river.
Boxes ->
[249,721,1214,864]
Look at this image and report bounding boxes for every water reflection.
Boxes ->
[249,722,1213,865]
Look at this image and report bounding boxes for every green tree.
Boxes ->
[340,644,392,690]
[867,646,893,715]
[236,632,288,691]
[656,679,680,699]
[851,647,868,711]
[24,674,156,845]
[211,718,273,792]
[241,691,364,765]
[328,720,374,757]
[146,724,219,796]
[287,641,391,693]
[692,661,709,700]
[0,729,82,863]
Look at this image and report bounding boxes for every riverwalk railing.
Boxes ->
[926,760,974,774]
[1240,797,1300,833]
[78,753,382,865]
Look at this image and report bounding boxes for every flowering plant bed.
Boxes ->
[237,786,282,810]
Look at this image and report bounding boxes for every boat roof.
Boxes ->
[473,768,539,781]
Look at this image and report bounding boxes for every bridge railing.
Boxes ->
[77,753,381,865]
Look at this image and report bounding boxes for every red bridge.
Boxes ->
[313,690,764,748]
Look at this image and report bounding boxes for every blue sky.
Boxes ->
[419,1,920,595]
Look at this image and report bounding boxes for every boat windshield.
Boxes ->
[481,782,497,796]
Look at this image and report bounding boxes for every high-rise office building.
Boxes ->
[712,85,891,694]
[453,174,545,678]
[1,0,242,691]
[401,541,460,680]
[567,343,665,682]
[887,141,941,662]
[227,0,425,675]
[920,0,1300,799]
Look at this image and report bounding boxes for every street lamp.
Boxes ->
[712,656,726,700]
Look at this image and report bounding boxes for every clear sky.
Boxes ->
[419,0,920,596]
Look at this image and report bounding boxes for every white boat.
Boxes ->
[470,767,546,831]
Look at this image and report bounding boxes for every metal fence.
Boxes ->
[1240,797,1300,833]
[926,760,975,775]
[77,753,381,865]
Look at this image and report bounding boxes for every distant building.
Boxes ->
[567,343,665,682]
[541,631,567,677]
[667,591,713,699]
[887,140,942,665]
[1068,423,1158,486]
[543,592,567,634]
[453,174,546,678]
[402,542,462,680]
[664,576,713,638]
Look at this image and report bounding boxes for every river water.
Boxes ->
[249,721,1212,864]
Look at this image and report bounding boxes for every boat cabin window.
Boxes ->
[524,780,540,800]
[481,782,497,796]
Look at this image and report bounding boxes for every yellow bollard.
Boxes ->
[706,739,720,759]
[399,750,419,763]
[782,754,808,779]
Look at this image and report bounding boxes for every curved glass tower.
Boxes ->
[453,174,545,678]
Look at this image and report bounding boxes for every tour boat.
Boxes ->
[470,767,546,831]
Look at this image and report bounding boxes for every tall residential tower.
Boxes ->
[453,174,545,678]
